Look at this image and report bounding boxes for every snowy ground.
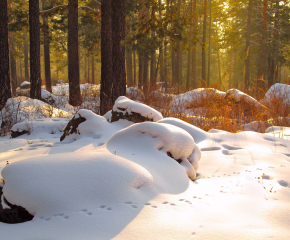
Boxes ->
[1,84,290,239]
[0,112,290,239]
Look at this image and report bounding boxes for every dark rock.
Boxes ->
[0,186,34,224]
[60,114,86,141]
[111,108,154,123]
[11,130,29,138]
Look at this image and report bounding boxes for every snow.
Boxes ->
[1,93,290,239]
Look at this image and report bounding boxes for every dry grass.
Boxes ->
[129,84,290,133]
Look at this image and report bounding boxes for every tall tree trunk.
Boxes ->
[24,35,29,82]
[91,52,95,84]
[186,0,193,90]
[42,0,52,93]
[9,33,17,96]
[192,0,197,89]
[207,0,212,86]
[126,49,133,87]
[112,0,126,102]
[257,0,268,97]
[138,52,144,89]
[150,4,157,87]
[29,0,42,100]
[143,54,149,94]
[100,0,113,114]
[68,0,82,106]
[0,0,11,109]
[202,0,207,84]
[233,51,237,88]
[244,0,253,90]
[133,51,136,86]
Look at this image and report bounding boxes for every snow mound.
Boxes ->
[11,118,68,136]
[110,96,163,123]
[157,117,209,143]
[1,149,155,216]
[20,81,31,89]
[61,109,133,142]
[107,122,200,180]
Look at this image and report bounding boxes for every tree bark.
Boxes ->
[244,0,253,90]
[192,0,197,89]
[0,0,11,110]
[202,0,207,84]
[68,0,82,106]
[42,0,52,93]
[91,52,95,84]
[126,49,133,87]
[9,33,17,96]
[207,0,211,86]
[112,0,126,102]
[100,0,113,114]
[29,0,42,100]
[257,0,268,97]
[24,35,29,82]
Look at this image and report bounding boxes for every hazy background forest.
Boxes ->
[7,0,290,97]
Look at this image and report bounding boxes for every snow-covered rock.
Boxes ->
[110,96,163,123]
[171,88,226,110]
[226,89,268,112]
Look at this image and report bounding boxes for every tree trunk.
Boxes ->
[112,0,126,102]
[42,0,52,93]
[143,54,149,94]
[91,52,95,84]
[0,0,11,110]
[207,0,212,86]
[24,35,29,82]
[29,0,42,100]
[202,0,207,84]
[9,33,17,96]
[138,52,144,89]
[192,0,197,89]
[100,0,113,114]
[257,0,268,97]
[126,49,133,87]
[133,50,136,85]
[186,0,193,90]
[68,0,82,106]
[244,0,253,90]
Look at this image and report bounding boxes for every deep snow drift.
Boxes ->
[1,89,290,239]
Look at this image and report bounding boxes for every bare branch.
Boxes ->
[78,6,100,13]
[92,0,101,6]
[39,5,68,14]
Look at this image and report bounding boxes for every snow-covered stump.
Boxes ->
[60,113,86,141]
[0,186,33,224]
[109,96,163,123]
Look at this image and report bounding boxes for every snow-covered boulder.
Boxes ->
[225,89,269,116]
[261,83,290,116]
[20,81,31,89]
[172,88,226,110]
[110,96,163,123]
